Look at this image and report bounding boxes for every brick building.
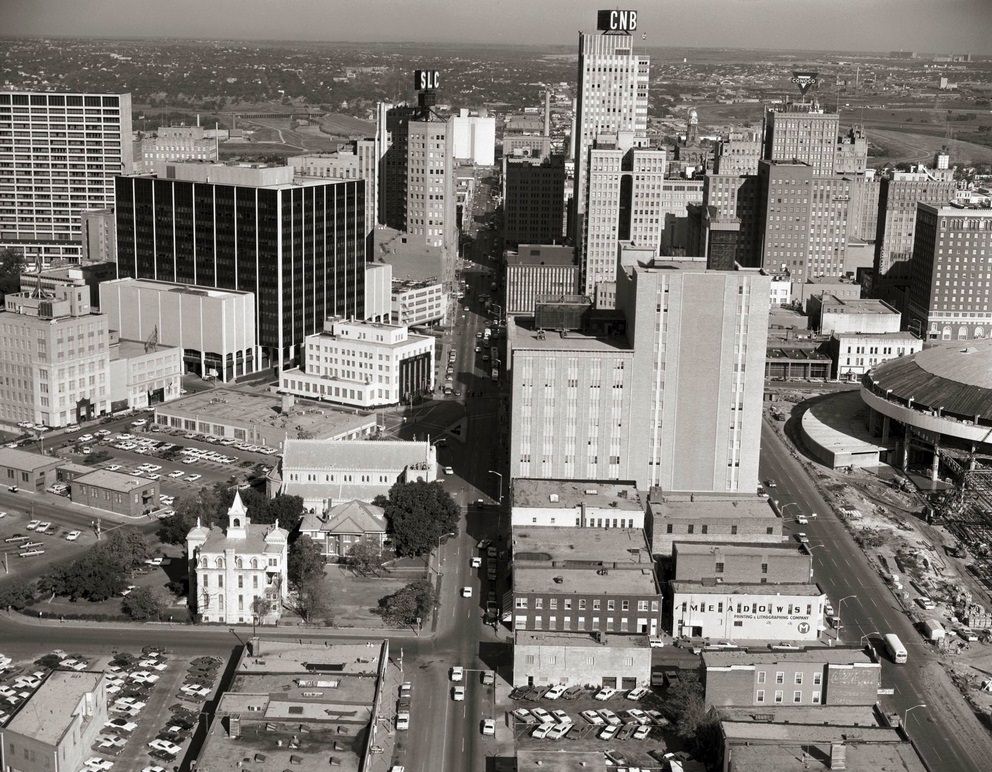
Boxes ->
[672,542,813,584]
[650,492,784,556]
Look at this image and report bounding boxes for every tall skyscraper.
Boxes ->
[509,260,769,492]
[762,106,840,177]
[715,129,762,176]
[907,203,992,341]
[582,132,666,297]
[503,155,566,249]
[0,91,133,263]
[115,163,364,371]
[572,19,649,250]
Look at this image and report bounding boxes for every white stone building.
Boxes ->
[391,279,447,327]
[186,492,289,625]
[279,317,435,408]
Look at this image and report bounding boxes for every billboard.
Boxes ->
[791,71,819,98]
[414,70,440,92]
[597,9,638,32]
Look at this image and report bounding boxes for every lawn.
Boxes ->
[317,564,428,629]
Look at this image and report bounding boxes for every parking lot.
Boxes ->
[0,506,94,575]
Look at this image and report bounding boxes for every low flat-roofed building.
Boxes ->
[670,581,825,642]
[829,330,922,381]
[154,389,377,450]
[1,670,109,772]
[275,439,436,511]
[0,447,62,493]
[517,750,606,772]
[673,542,813,584]
[512,630,651,689]
[193,638,396,772]
[650,491,783,556]
[809,295,901,337]
[391,278,446,327]
[107,337,182,412]
[719,721,927,772]
[70,468,159,516]
[511,479,645,529]
[505,245,579,316]
[703,647,880,708]
[512,526,653,567]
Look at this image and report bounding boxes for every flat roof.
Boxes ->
[718,705,878,725]
[508,316,631,353]
[821,296,898,315]
[650,493,778,521]
[506,245,576,266]
[515,565,659,595]
[514,630,649,649]
[674,542,809,558]
[512,479,643,511]
[372,227,445,282]
[833,330,921,341]
[704,647,875,668]
[74,468,157,493]
[724,731,926,772]
[155,388,376,439]
[516,751,607,772]
[112,338,175,360]
[671,581,823,596]
[0,447,61,472]
[102,277,252,297]
[6,671,103,745]
[802,390,891,459]
[512,527,651,564]
[283,439,433,472]
[722,721,897,743]
[236,640,384,675]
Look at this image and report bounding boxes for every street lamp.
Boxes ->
[779,502,802,519]
[489,470,503,504]
[860,630,880,649]
[903,703,927,729]
[436,531,455,576]
[833,595,857,638]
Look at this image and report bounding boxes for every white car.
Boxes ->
[121,585,137,597]
[530,707,553,724]
[470,557,482,568]
[107,464,122,471]
[78,434,94,443]
[142,767,168,772]
[481,718,495,736]
[444,466,454,474]
[461,586,473,598]
[168,470,184,478]
[594,687,617,701]
[543,685,566,700]
[185,474,202,482]
[581,710,604,725]
[84,758,114,771]
[131,419,147,427]
[452,686,465,701]
[147,738,181,755]
[450,666,463,682]
[396,711,410,730]
[144,557,164,566]
[626,687,649,701]
[0,511,5,519]
[104,718,137,733]
[65,531,81,541]
[796,515,809,525]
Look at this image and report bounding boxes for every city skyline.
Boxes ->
[3,0,992,54]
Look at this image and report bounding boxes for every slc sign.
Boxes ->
[414,70,440,92]
[597,9,638,32]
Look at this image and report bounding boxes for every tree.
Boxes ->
[122,587,165,621]
[660,671,721,751]
[376,578,435,627]
[0,582,35,610]
[0,247,24,299]
[99,530,148,571]
[346,539,387,577]
[251,595,273,621]
[157,483,225,544]
[377,481,459,557]
[288,535,325,586]
[40,550,127,601]
[291,577,331,623]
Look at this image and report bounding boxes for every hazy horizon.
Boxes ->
[4,0,991,55]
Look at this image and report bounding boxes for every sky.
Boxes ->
[3,0,991,54]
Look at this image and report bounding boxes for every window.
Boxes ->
[793,691,802,703]
[775,672,784,684]
[715,562,724,573]
[811,691,821,704]
[756,689,765,703]
[774,690,783,704]
[515,598,528,609]
[756,671,766,684]
[794,673,803,685]
[813,672,822,685]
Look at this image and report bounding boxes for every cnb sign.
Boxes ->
[414,70,440,92]
[598,9,638,32]
[791,71,819,97]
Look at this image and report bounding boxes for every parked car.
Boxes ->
[450,667,463,682]
[396,711,410,730]
[581,709,605,725]
[599,724,619,740]
[544,685,566,700]
[451,686,465,701]
[594,686,617,701]
[481,718,495,736]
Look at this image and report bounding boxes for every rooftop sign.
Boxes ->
[597,9,638,32]
[414,70,440,92]
[791,71,819,98]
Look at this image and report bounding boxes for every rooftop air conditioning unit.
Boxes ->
[549,493,559,503]
[584,489,598,495]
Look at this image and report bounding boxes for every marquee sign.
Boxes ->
[414,70,440,92]
[791,71,819,97]
[598,9,638,32]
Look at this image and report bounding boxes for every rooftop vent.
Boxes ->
[549,493,559,503]
[553,576,564,584]
[584,489,598,495]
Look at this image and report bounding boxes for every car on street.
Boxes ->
[594,687,617,701]
[452,686,465,701]
[481,671,495,685]
[444,466,454,474]
[450,666,463,682]
[65,531,81,541]
[796,515,809,525]
[461,586,473,598]
[543,685,566,700]
[649,637,665,648]
[796,533,810,545]
[487,567,497,580]
[481,718,495,736]
[470,556,482,568]
[400,682,412,697]
[764,479,777,488]
[396,711,410,730]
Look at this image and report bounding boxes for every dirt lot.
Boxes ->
[316,565,428,629]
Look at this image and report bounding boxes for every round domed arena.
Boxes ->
[861,339,992,479]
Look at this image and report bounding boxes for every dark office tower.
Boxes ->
[115,163,364,372]
[379,105,416,233]
[756,160,813,276]
[700,173,761,267]
[504,155,566,249]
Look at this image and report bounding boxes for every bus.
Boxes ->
[883,633,908,664]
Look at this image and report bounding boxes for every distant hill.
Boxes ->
[319,114,374,137]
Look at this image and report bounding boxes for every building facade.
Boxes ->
[0,91,133,262]
[70,468,159,516]
[186,492,289,625]
[0,276,111,428]
[650,492,783,556]
[298,499,387,561]
[0,448,61,493]
[831,331,923,380]
[763,106,839,177]
[510,480,645,529]
[134,125,218,173]
[505,245,579,316]
[503,155,567,248]
[450,109,496,166]
[279,317,434,408]
[99,277,258,382]
[79,208,117,264]
[907,204,992,340]
[716,129,762,176]
[391,279,446,327]
[115,163,365,371]
[364,262,393,323]
[107,337,182,412]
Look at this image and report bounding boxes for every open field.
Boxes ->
[867,128,992,165]
[320,564,427,629]
[319,113,374,136]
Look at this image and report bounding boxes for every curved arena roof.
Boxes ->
[865,339,992,422]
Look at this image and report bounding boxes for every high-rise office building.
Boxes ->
[134,125,218,174]
[762,105,840,177]
[509,260,769,492]
[715,129,762,176]
[289,139,378,248]
[0,91,133,263]
[572,23,649,249]
[835,126,869,175]
[874,171,959,280]
[582,133,666,296]
[907,203,992,340]
[503,155,567,248]
[115,163,364,371]
[80,208,117,264]
[699,173,761,267]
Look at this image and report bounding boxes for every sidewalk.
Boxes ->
[3,610,428,639]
